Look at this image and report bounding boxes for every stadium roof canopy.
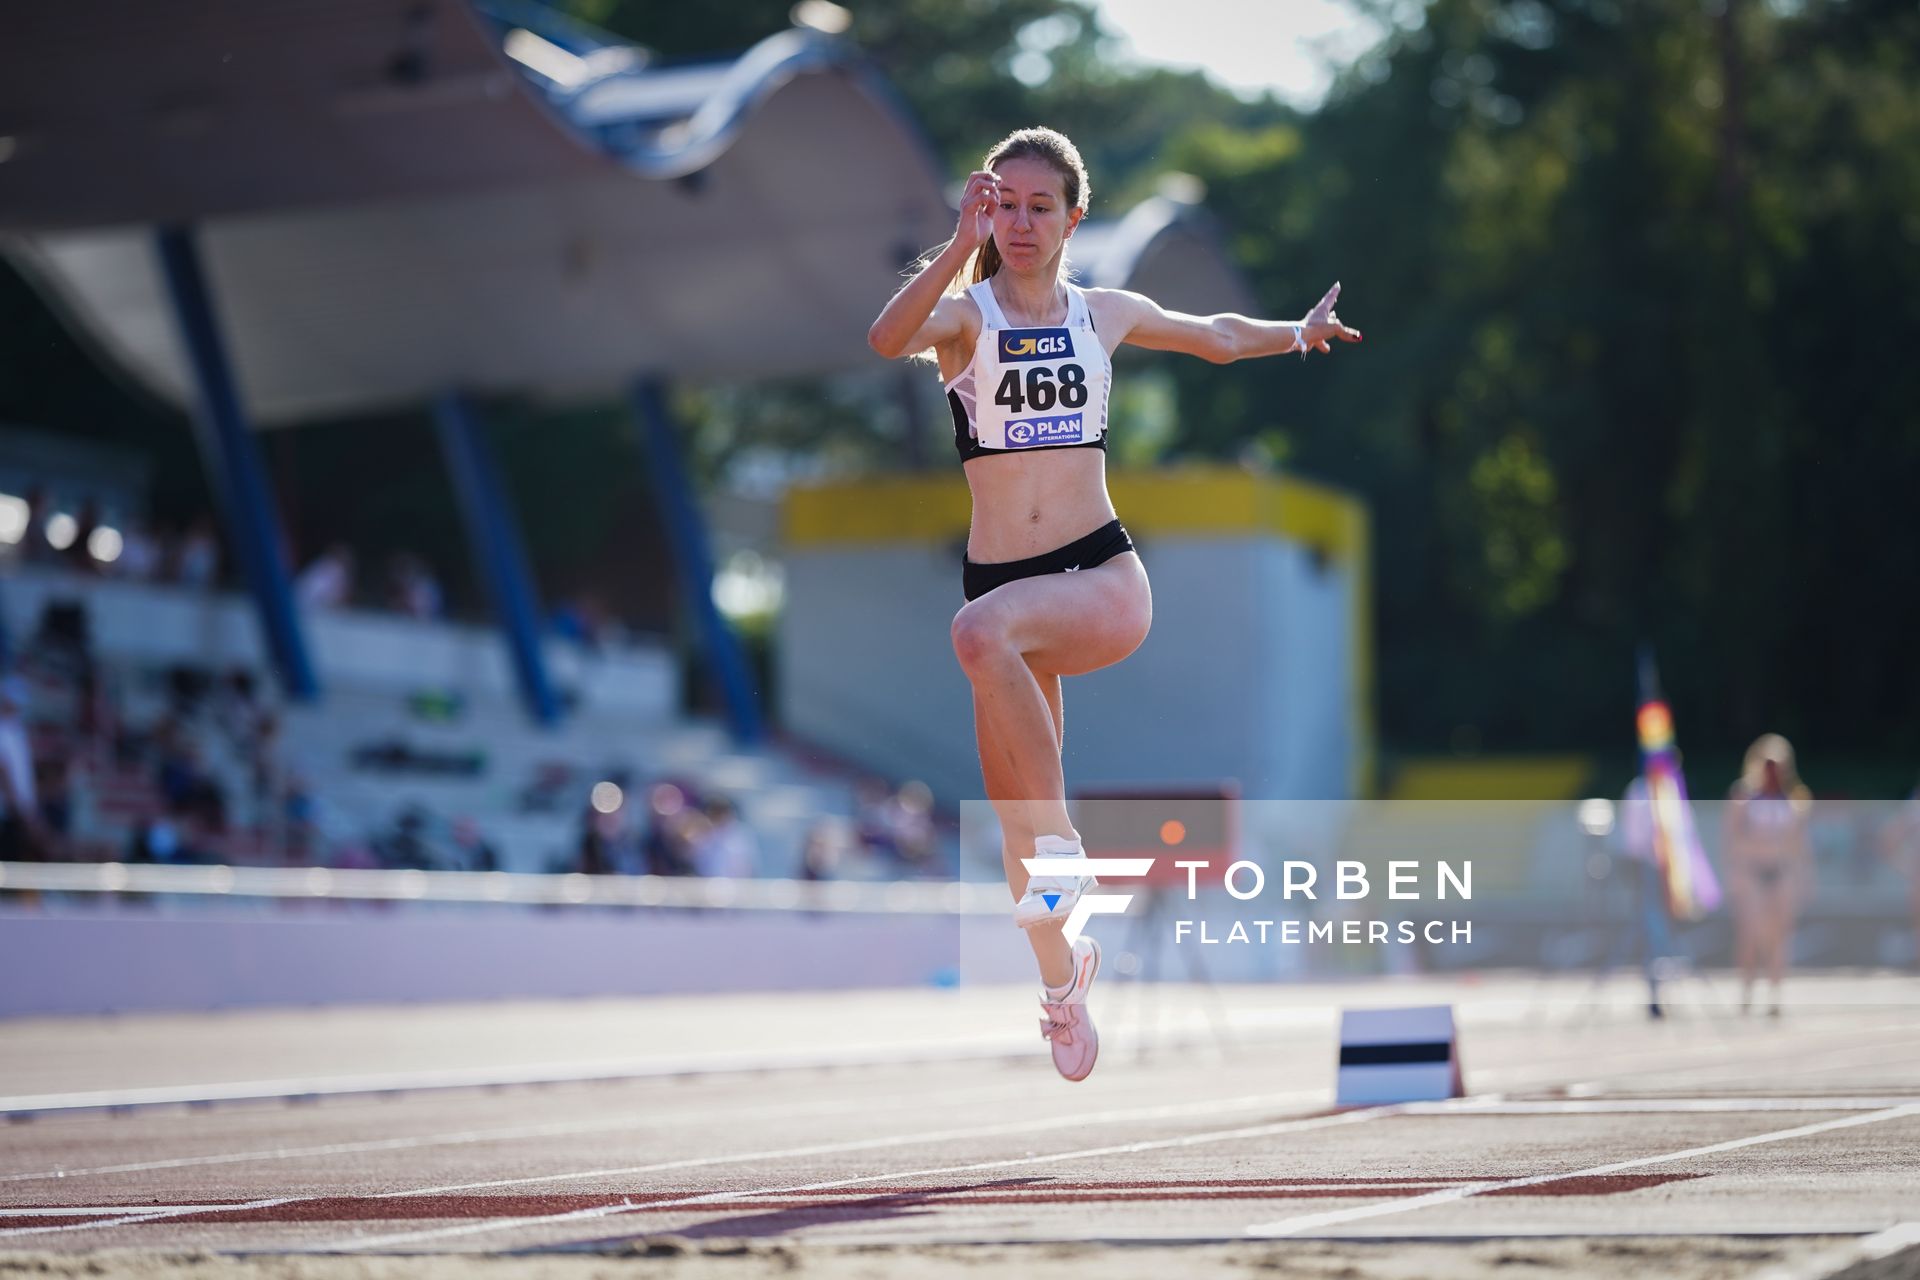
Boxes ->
[0,1,1254,425]
[0,1,956,423]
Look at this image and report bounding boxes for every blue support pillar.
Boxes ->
[154,226,319,702]
[629,378,763,746]
[432,391,562,728]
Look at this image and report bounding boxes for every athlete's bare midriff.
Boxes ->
[961,449,1118,562]
[941,288,1127,564]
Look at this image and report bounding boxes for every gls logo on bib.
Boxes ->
[1000,327,1073,362]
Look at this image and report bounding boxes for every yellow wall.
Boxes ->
[784,466,1358,558]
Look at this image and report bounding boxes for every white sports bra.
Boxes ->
[947,279,1112,463]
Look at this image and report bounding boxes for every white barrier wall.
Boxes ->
[0,904,1029,1016]
[777,468,1373,805]
[1,568,675,716]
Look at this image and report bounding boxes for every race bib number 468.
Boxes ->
[979,326,1097,450]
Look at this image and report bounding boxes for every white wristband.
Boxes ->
[1293,323,1309,358]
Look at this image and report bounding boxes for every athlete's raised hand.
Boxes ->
[954,169,1002,254]
[1302,282,1363,353]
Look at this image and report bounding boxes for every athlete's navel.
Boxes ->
[1027,509,1042,524]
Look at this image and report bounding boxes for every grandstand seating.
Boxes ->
[3,565,942,879]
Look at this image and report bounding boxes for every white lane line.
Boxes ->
[15,1085,1333,1245]
[322,1105,1404,1253]
[0,1197,296,1240]
[3,989,1766,1118]
[0,1025,1667,1186]
[0,1075,1062,1185]
[369,1088,1331,1198]
[1474,1022,1919,1097]
[1578,1028,1920,1092]
[0,1027,1728,1189]
[1245,1101,1920,1238]
[0,1206,244,1217]
[0,1000,1377,1119]
[1401,1097,1920,1115]
[0,1034,1049,1116]
[808,1183,1467,1199]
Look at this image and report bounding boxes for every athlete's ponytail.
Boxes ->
[959,126,1091,291]
[971,236,1005,288]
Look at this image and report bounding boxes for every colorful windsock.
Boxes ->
[1636,649,1722,921]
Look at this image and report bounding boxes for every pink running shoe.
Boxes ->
[1039,935,1101,1082]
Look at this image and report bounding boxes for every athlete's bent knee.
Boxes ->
[950,605,1011,676]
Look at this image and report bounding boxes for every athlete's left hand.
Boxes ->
[1303,282,1362,353]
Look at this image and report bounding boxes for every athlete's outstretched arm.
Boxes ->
[1109,282,1361,364]
[868,170,1001,359]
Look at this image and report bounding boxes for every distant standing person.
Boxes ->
[1724,734,1813,1016]
[1615,775,1672,1018]
[1878,776,1920,969]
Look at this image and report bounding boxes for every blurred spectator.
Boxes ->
[887,780,937,869]
[1615,775,1672,1019]
[247,709,282,792]
[853,778,890,851]
[174,516,220,587]
[550,597,599,652]
[520,761,574,814]
[279,767,319,864]
[19,485,54,565]
[114,518,163,581]
[35,754,74,855]
[1724,734,1814,1017]
[450,816,499,873]
[376,805,436,870]
[0,675,45,861]
[64,497,103,575]
[641,782,699,876]
[127,814,207,865]
[389,552,444,621]
[297,544,355,610]
[155,719,226,830]
[31,599,95,690]
[216,670,267,747]
[330,839,380,872]
[692,795,759,879]
[799,816,855,882]
[856,777,936,870]
[578,792,634,876]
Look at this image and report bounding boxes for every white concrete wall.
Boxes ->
[0,904,1024,1016]
[778,534,1356,804]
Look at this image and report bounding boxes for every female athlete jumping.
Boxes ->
[868,127,1361,1081]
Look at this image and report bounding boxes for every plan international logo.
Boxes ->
[1004,414,1085,447]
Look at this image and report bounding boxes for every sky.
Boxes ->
[1086,0,1396,108]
